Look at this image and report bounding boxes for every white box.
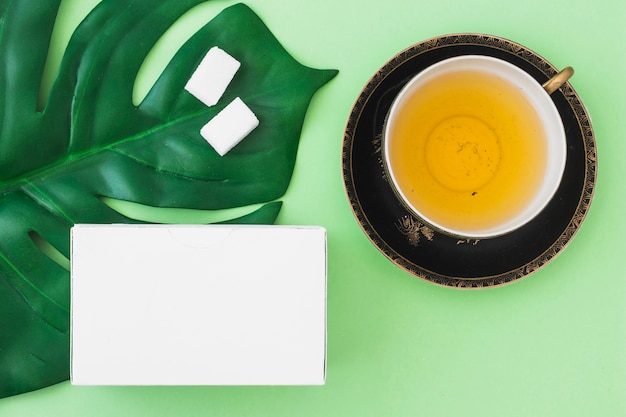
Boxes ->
[70,224,326,386]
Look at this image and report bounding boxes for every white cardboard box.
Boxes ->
[70,224,326,386]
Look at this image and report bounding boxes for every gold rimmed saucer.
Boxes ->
[342,33,597,288]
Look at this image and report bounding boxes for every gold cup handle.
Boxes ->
[542,66,574,94]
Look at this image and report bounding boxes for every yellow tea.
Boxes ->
[386,69,548,235]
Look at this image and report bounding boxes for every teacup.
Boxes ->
[382,55,570,239]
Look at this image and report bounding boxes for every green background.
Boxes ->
[3,0,624,415]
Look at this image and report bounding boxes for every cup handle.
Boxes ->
[542,67,574,94]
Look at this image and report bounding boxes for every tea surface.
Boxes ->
[387,69,547,234]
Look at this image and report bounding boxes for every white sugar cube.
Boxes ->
[185,46,241,107]
[200,97,259,156]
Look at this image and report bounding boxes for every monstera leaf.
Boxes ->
[0,0,337,398]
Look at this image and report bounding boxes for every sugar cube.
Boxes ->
[185,46,241,107]
[200,97,259,156]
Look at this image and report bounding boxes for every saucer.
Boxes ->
[342,34,597,288]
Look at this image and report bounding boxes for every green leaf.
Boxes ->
[0,0,337,398]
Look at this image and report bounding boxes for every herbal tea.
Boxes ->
[386,68,548,235]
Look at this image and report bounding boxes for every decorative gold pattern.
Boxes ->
[372,134,387,181]
[457,239,481,246]
[372,134,382,155]
[342,34,597,288]
[395,215,435,247]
